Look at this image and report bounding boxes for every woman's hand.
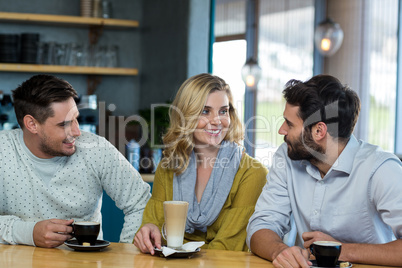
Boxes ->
[133,223,162,255]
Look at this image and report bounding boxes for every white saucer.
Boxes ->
[154,247,201,258]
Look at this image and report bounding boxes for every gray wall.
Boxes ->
[188,0,210,77]
[0,0,210,116]
[140,0,210,108]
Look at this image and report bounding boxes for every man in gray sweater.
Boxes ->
[0,74,151,248]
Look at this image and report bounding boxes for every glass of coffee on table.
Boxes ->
[162,201,189,249]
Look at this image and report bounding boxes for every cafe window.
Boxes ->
[255,0,315,165]
[367,0,398,152]
[212,0,401,161]
[213,0,315,166]
[213,0,247,123]
[324,0,399,153]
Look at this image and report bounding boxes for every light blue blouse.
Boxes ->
[247,135,402,248]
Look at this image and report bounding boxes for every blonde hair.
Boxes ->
[161,73,244,175]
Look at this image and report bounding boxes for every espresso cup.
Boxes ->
[73,221,100,245]
[310,241,342,267]
[162,201,189,249]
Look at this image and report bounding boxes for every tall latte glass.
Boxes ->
[162,201,189,249]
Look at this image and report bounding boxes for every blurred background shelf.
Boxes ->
[0,63,138,76]
[0,12,139,28]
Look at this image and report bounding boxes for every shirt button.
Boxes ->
[314,210,318,215]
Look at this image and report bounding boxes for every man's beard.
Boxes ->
[285,129,325,162]
[39,135,76,157]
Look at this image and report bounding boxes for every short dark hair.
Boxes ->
[12,74,78,128]
[283,74,361,140]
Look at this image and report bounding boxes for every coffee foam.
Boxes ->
[165,201,188,205]
[313,241,342,246]
[74,221,100,226]
[164,202,188,218]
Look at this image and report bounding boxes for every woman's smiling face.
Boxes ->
[193,90,230,150]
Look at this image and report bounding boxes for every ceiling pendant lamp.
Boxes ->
[314,18,344,56]
[241,57,262,90]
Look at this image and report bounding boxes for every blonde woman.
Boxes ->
[134,73,267,253]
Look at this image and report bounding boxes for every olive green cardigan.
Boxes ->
[137,153,268,251]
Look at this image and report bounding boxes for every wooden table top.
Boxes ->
[0,242,393,268]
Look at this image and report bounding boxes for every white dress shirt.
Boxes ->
[247,135,402,248]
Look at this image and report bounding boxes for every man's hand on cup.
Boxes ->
[33,219,74,248]
[134,223,162,255]
[302,231,339,250]
[272,246,312,268]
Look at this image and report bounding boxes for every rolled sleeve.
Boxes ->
[246,183,292,248]
[246,144,293,248]
[13,220,36,246]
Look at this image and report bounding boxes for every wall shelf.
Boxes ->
[0,63,138,76]
[0,11,139,93]
[0,12,139,28]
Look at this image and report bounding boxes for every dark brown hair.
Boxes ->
[283,74,361,140]
[12,74,78,128]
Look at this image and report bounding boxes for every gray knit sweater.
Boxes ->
[0,129,150,246]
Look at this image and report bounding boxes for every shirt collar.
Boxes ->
[300,135,359,177]
[330,135,359,175]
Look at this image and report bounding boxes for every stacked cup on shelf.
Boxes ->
[81,0,112,18]
[101,1,112,18]
[0,33,119,67]
[80,0,93,17]
[0,34,20,63]
[37,42,118,67]
[93,45,118,67]
[21,33,40,64]
[92,0,102,18]
[38,42,118,67]
[0,33,41,64]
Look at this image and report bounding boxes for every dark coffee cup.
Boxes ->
[72,221,100,246]
[310,241,342,267]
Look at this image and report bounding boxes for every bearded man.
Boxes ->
[247,75,402,267]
